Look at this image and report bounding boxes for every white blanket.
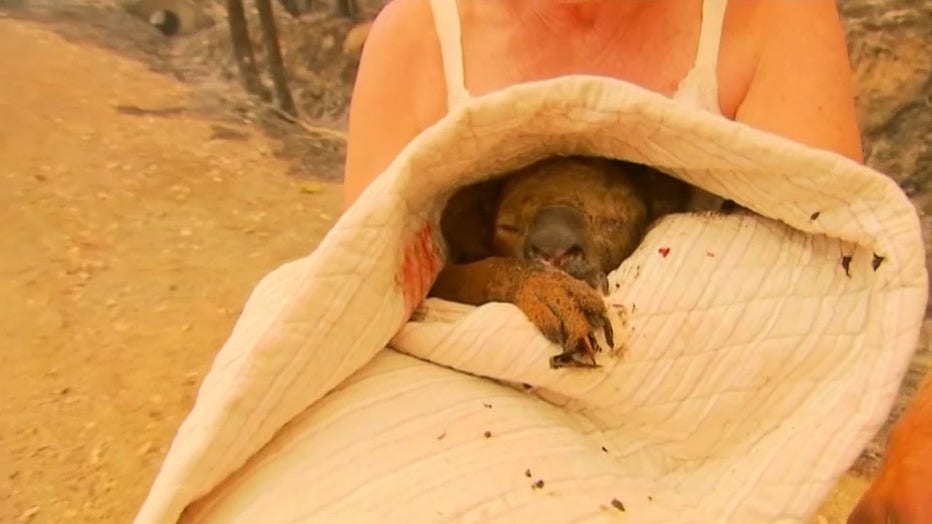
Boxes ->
[135,77,927,523]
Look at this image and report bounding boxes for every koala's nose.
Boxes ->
[524,206,586,264]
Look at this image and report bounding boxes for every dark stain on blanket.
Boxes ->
[810,211,821,220]
[841,255,853,277]
[658,247,671,258]
[402,224,441,318]
[611,498,626,512]
[525,469,532,478]
[484,431,492,439]
[532,479,545,490]
[436,431,446,441]
[601,445,609,453]
[872,253,885,271]
[482,402,492,409]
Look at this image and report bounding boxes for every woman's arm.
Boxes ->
[342,0,446,208]
[848,370,932,523]
[734,0,864,162]
[736,3,932,520]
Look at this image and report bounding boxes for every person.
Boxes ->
[343,0,864,207]
[340,1,929,521]
[848,372,932,523]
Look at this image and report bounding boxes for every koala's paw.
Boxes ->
[513,265,614,368]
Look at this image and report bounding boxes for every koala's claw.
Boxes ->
[559,258,610,295]
[550,349,600,369]
[589,310,614,348]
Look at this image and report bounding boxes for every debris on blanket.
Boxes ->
[611,498,626,512]
[658,247,671,258]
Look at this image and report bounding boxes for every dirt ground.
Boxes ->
[0,17,342,522]
[0,12,922,524]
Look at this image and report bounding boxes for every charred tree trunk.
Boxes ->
[255,0,297,116]
[225,0,270,100]
[277,0,312,18]
[335,0,357,20]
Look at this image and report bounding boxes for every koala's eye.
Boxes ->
[498,223,520,234]
[565,245,584,258]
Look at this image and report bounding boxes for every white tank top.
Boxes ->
[427,0,729,115]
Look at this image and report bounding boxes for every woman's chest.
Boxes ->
[448,1,757,118]
[459,4,703,98]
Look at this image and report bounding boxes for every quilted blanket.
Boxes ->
[134,76,927,523]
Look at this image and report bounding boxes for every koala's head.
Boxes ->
[491,156,650,280]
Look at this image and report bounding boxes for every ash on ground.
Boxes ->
[0,0,384,179]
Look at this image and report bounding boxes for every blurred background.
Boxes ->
[0,0,927,522]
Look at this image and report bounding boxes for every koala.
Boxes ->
[430,155,690,368]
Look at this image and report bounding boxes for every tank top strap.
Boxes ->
[428,0,472,111]
[673,0,729,114]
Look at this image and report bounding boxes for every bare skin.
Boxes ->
[344,0,863,207]
[430,156,690,367]
[848,372,932,523]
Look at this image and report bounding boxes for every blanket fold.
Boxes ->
[135,76,927,524]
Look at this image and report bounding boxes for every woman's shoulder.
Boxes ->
[726,0,864,161]
[357,0,447,124]
[343,0,449,206]
[364,0,439,58]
